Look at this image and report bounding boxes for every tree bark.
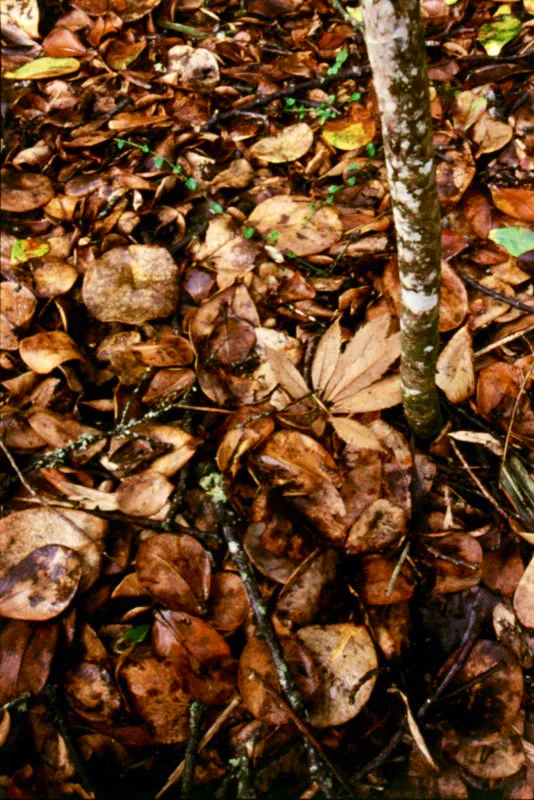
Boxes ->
[361,0,442,438]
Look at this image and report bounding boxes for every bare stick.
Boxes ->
[456,268,534,315]
[181,701,206,799]
[156,696,241,798]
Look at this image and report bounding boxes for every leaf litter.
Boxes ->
[0,0,533,797]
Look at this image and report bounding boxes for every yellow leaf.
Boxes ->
[4,56,80,80]
[322,104,376,151]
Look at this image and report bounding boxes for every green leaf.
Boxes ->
[141,144,150,153]
[154,156,164,168]
[185,177,197,191]
[478,13,522,56]
[210,202,224,214]
[116,138,126,150]
[350,92,362,102]
[11,238,50,265]
[327,48,348,76]
[243,226,255,239]
[285,97,296,108]
[4,56,80,80]
[365,142,376,157]
[117,624,150,646]
[172,164,183,174]
[489,227,534,257]
[268,230,280,243]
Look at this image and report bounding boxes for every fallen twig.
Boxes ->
[157,695,241,798]
[220,520,342,798]
[456,268,534,315]
[181,701,206,799]
[204,65,370,130]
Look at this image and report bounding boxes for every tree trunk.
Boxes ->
[361,0,442,438]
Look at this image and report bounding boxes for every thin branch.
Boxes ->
[220,520,341,798]
[156,696,241,798]
[456,268,534,314]
[181,701,206,799]
[450,440,510,522]
[204,66,370,130]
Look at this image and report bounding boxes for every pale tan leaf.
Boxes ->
[448,430,503,456]
[330,416,383,450]
[0,0,40,39]
[249,123,314,163]
[436,325,475,403]
[265,346,309,400]
[514,555,534,629]
[331,375,402,414]
[393,688,439,771]
[296,624,378,727]
[326,332,401,403]
[311,318,341,394]
[324,315,392,400]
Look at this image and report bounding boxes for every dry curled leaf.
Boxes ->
[436,325,475,403]
[296,623,378,727]
[346,499,407,555]
[249,123,314,163]
[82,245,179,324]
[247,196,342,257]
[136,533,211,615]
[19,331,82,374]
[514,555,534,629]
[0,168,54,212]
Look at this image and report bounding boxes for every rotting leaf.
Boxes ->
[0,507,107,592]
[0,620,58,705]
[82,245,179,324]
[345,499,407,555]
[167,45,220,92]
[238,635,318,725]
[207,572,250,632]
[0,544,82,621]
[296,623,378,727]
[136,533,211,615]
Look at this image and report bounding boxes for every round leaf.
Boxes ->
[296,623,378,727]
[0,544,81,621]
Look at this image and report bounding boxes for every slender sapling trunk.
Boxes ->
[361,0,442,438]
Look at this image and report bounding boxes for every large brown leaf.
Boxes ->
[83,245,179,324]
[136,533,211,614]
[0,168,54,212]
[0,507,107,591]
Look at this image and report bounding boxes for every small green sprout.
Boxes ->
[327,49,348,76]
[243,226,255,239]
[268,230,280,243]
[366,142,376,157]
[210,202,224,214]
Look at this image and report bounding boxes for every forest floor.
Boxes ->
[0,0,533,798]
